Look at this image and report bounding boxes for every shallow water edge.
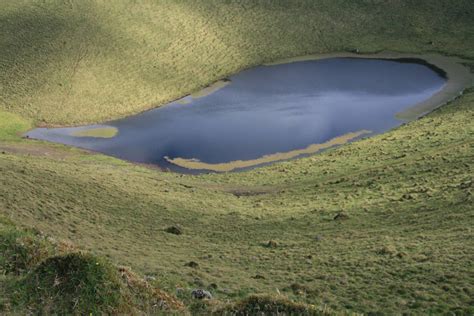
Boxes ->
[165,130,372,172]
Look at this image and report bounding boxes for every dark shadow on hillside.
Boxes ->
[0,4,111,96]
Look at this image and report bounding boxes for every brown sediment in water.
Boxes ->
[176,80,231,105]
[165,130,371,172]
[176,98,191,105]
[191,80,231,98]
[265,52,473,121]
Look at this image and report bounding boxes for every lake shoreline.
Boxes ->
[24,54,464,173]
[26,52,473,131]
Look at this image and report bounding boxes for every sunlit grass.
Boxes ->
[0,110,31,141]
[72,127,118,138]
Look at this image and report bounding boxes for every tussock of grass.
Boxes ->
[118,266,187,313]
[0,220,186,315]
[0,220,52,275]
[213,294,336,316]
[19,253,125,315]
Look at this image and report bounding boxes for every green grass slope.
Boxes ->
[0,0,473,314]
[1,0,473,125]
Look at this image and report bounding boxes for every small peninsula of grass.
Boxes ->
[72,126,118,138]
[166,130,371,172]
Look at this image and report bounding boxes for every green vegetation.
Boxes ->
[212,295,336,315]
[0,220,185,314]
[0,0,473,314]
[0,110,31,141]
[18,253,125,314]
[0,217,52,275]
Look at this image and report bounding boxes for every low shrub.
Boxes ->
[0,223,52,275]
[18,253,125,315]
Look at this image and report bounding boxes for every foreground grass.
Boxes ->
[0,0,473,314]
[0,218,186,314]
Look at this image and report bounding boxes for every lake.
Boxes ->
[26,57,447,173]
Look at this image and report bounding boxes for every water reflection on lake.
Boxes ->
[26,58,446,173]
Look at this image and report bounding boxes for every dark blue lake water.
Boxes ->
[26,58,446,173]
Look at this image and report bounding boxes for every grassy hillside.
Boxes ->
[0,0,473,314]
[1,0,473,125]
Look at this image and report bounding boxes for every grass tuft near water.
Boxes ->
[72,126,118,138]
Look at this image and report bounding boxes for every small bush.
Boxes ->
[18,253,125,315]
[0,226,52,275]
[0,220,186,314]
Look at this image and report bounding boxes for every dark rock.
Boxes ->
[191,289,212,300]
[165,225,182,235]
[253,274,266,279]
[184,261,199,268]
[265,240,278,248]
[290,283,308,294]
[333,212,349,221]
[459,181,472,189]
[377,245,397,256]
